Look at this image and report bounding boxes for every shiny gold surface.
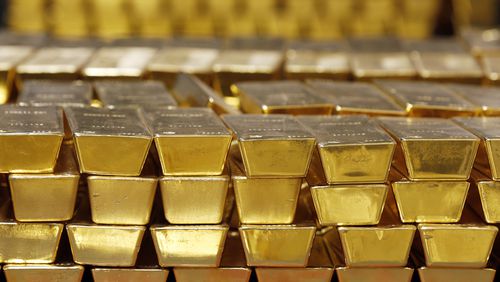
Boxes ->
[411,52,483,82]
[469,170,500,223]
[418,223,498,267]
[417,267,496,282]
[0,105,64,173]
[9,144,79,222]
[147,108,232,176]
[151,225,228,267]
[67,224,145,266]
[378,117,479,180]
[239,225,316,267]
[0,45,33,104]
[92,268,169,282]
[17,80,93,107]
[83,47,156,78]
[3,264,85,282]
[336,267,414,282]
[223,114,315,177]
[160,175,229,224]
[351,52,416,79]
[481,54,500,84]
[90,0,131,38]
[174,268,251,282]
[298,115,395,184]
[446,84,500,116]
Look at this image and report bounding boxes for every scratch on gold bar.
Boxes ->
[481,55,500,85]
[3,264,84,282]
[378,117,479,180]
[222,114,315,177]
[375,80,480,117]
[95,80,177,109]
[351,52,416,80]
[83,47,156,79]
[9,144,79,222]
[232,80,332,115]
[65,107,152,176]
[298,115,395,183]
[160,175,229,224]
[445,84,500,116]
[0,46,33,104]
[17,80,92,107]
[306,80,406,116]
[92,268,168,282]
[418,267,496,282]
[67,224,145,266]
[150,225,228,267]
[0,105,64,173]
[147,108,231,175]
[469,170,500,223]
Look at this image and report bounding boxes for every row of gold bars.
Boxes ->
[0,32,499,281]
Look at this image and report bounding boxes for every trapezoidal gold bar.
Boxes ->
[469,169,500,223]
[0,105,64,173]
[3,264,84,282]
[9,144,79,222]
[378,117,479,180]
[418,267,496,282]
[65,107,152,176]
[147,108,232,176]
[445,83,500,116]
[222,114,315,177]
[92,268,168,282]
[351,52,416,80]
[305,80,406,116]
[0,45,33,104]
[231,80,332,115]
[17,80,93,107]
[298,115,395,184]
[67,224,145,266]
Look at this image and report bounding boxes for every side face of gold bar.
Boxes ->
[92,268,169,282]
[3,264,84,282]
[475,180,500,223]
[148,108,232,175]
[65,107,152,176]
[174,268,251,282]
[336,267,414,282]
[418,224,498,268]
[67,224,145,266]
[446,84,500,116]
[150,225,228,267]
[0,223,63,263]
[83,47,156,78]
[17,80,93,107]
[160,176,229,224]
[239,225,316,267]
[223,114,315,177]
[0,46,33,104]
[351,52,416,79]
[306,80,406,116]
[418,267,496,282]
[481,55,500,84]
[0,105,64,173]
[298,115,395,183]
[378,117,479,180]
[232,80,332,115]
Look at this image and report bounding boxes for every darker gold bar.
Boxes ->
[418,267,496,282]
[17,80,92,107]
[460,27,500,57]
[481,54,500,85]
[0,45,33,104]
[446,83,500,116]
[468,169,500,224]
[3,264,85,282]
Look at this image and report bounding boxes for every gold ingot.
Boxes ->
[51,0,89,37]
[481,54,500,85]
[418,267,496,282]
[378,117,479,180]
[222,114,315,177]
[232,80,333,115]
[351,52,417,80]
[298,115,395,183]
[460,27,500,57]
[446,84,500,116]
[17,80,93,107]
[6,0,46,33]
[83,47,156,79]
[0,45,33,104]
[390,168,469,223]
[0,222,63,263]
[0,105,64,173]
[469,170,500,223]
[375,80,480,117]
[411,52,483,83]
[418,223,498,268]
[306,80,406,116]
[9,144,79,222]
[148,108,232,175]
[130,0,171,37]
[65,107,152,176]
[336,267,414,282]
[92,268,168,282]
[160,175,229,224]
[3,264,84,282]
[89,0,131,38]
[151,225,229,267]
[67,224,145,266]
[239,225,316,267]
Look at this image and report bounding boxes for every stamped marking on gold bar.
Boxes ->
[83,47,156,78]
[18,80,92,107]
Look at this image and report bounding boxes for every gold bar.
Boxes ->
[298,115,395,184]
[239,224,316,267]
[351,53,416,80]
[469,169,500,223]
[83,47,156,79]
[147,108,232,175]
[375,80,480,117]
[67,224,145,266]
[446,83,500,116]
[460,27,500,57]
[0,45,33,104]
[305,80,406,116]
[418,267,496,282]
[92,268,168,282]
[51,0,89,37]
[481,54,500,85]
[160,175,229,224]
[336,268,414,282]
[89,0,131,39]
[222,114,315,177]
[150,224,229,267]
[9,144,79,222]
[3,264,84,282]
[65,107,152,176]
[17,80,93,107]
[171,73,241,115]
[0,105,64,173]
[232,80,333,115]
[94,80,178,109]
[378,117,479,180]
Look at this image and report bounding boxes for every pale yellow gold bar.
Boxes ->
[0,45,33,104]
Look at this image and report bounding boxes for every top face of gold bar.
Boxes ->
[0,105,64,135]
[147,47,219,73]
[212,50,283,73]
[460,27,500,55]
[16,47,94,74]
[285,40,350,74]
[83,47,156,78]
[412,52,483,79]
[351,53,416,78]
[453,117,500,140]
[0,46,33,71]
[17,80,92,107]
[94,80,178,109]
[307,80,406,116]
[481,55,500,81]
[446,83,500,114]
[349,37,403,53]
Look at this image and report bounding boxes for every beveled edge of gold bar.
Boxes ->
[212,49,284,74]
[417,267,496,282]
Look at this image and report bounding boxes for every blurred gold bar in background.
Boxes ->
[446,83,500,116]
[50,0,89,37]
[88,0,131,38]
[7,0,46,33]
[3,264,85,282]
[0,45,33,104]
[92,268,169,282]
[129,0,171,37]
[480,54,500,85]
[17,80,93,107]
